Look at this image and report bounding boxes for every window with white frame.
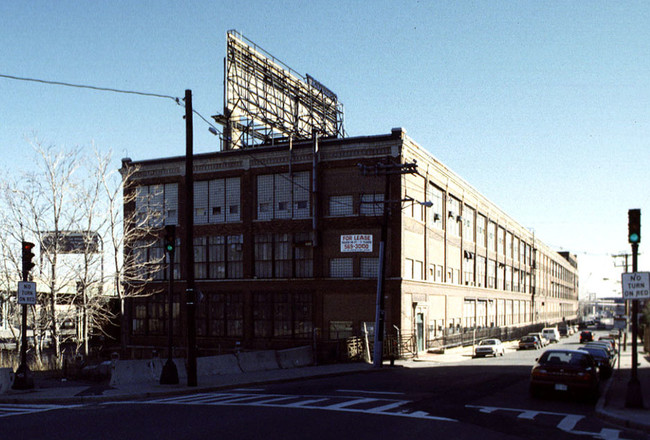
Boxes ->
[487,221,496,251]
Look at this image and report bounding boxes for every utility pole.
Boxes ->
[359,159,418,367]
[184,89,197,386]
[613,252,632,352]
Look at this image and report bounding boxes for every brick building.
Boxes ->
[120,127,578,358]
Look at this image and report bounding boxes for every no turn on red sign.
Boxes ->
[621,272,650,300]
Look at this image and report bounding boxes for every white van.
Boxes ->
[541,327,560,343]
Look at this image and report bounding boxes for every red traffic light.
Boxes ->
[22,241,36,276]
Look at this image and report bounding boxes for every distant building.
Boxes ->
[120,128,579,358]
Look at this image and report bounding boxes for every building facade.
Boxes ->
[120,128,578,357]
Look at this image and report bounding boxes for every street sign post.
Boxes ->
[621,272,650,300]
[17,281,37,305]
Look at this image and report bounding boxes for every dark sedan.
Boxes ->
[579,331,593,343]
[530,349,600,401]
[578,346,613,378]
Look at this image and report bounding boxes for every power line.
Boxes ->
[0,73,180,102]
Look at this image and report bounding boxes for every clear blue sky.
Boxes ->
[2,1,649,298]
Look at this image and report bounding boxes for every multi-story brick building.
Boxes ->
[120,127,578,358]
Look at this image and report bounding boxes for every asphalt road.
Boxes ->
[2,331,647,440]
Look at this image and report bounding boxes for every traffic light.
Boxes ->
[22,241,36,277]
[164,225,176,253]
[628,209,641,244]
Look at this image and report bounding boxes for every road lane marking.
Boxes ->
[466,405,631,440]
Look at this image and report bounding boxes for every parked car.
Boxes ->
[530,349,600,400]
[528,332,549,347]
[598,336,617,352]
[584,341,616,360]
[578,346,613,379]
[542,327,560,343]
[519,335,541,350]
[474,338,505,357]
[579,331,593,343]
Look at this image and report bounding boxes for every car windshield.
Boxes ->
[521,336,535,342]
[479,340,496,345]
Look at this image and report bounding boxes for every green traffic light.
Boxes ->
[630,233,640,243]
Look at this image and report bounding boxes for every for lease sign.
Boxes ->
[341,234,373,252]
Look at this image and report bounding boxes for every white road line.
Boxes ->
[336,389,405,396]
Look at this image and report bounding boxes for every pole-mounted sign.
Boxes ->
[621,272,650,300]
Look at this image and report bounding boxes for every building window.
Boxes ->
[487,259,496,289]
[329,195,354,216]
[256,171,310,220]
[202,292,243,337]
[497,227,505,256]
[135,183,178,227]
[463,205,475,243]
[476,214,486,247]
[505,231,513,259]
[476,256,486,287]
[194,177,241,224]
[194,235,243,279]
[253,292,313,338]
[330,257,353,277]
[132,238,179,281]
[447,196,460,236]
[360,257,378,278]
[487,221,496,251]
[360,193,384,216]
[329,321,353,339]
[427,184,444,229]
[405,258,414,279]
[254,232,313,278]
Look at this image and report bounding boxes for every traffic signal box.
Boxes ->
[22,241,36,278]
[628,209,641,244]
[164,225,176,253]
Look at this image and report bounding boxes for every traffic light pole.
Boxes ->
[160,228,179,385]
[625,209,643,408]
[13,242,35,390]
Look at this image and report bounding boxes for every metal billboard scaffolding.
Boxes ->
[213,30,345,150]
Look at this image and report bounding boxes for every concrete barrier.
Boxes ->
[277,346,314,369]
[110,358,164,386]
[237,350,280,372]
[197,354,242,376]
[0,368,14,394]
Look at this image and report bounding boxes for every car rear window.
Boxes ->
[540,351,592,367]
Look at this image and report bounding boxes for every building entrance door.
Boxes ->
[416,313,425,352]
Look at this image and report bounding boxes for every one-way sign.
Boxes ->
[621,272,650,300]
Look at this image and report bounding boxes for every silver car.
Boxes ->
[474,338,505,357]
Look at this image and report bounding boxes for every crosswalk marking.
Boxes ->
[0,403,78,418]
[140,392,457,422]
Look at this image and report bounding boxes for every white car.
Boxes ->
[542,327,560,343]
[474,338,505,357]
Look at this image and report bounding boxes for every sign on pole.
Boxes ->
[17,281,37,305]
[621,272,650,300]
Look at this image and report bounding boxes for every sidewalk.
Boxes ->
[595,340,650,433]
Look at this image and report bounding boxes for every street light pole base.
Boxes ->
[625,377,645,409]
[160,359,179,385]
[12,363,34,390]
